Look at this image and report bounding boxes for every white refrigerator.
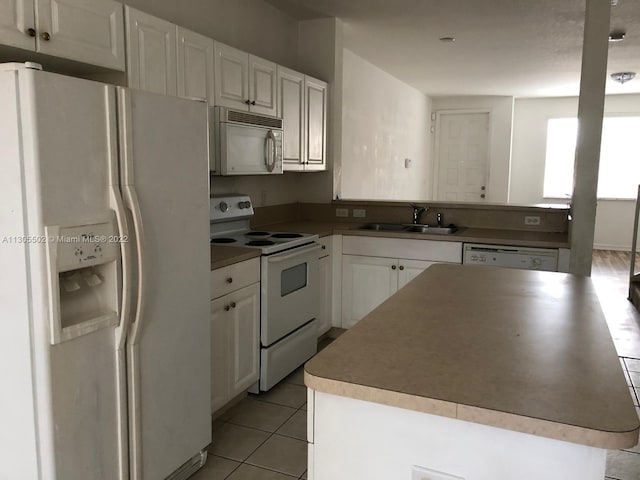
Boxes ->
[0,64,211,480]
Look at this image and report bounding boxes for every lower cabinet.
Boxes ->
[210,259,260,413]
[316,241,332,336]
[341,256,435,329]
[341,236,463,329]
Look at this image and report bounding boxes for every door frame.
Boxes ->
[432,109,493,202]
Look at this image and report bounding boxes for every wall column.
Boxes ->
[569,0,611,275]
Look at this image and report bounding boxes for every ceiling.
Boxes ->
[266,0,640,97]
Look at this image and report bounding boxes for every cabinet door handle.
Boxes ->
[226,277,233,284]
[480,194,486,199]
[245,99,251,105]
[230,302,236,309]
[40,32,51,41]
[27,28,36,37]
[391,265,397,270]
[224,305,230,311]
[399,265,405,271]
[251,100,256,105]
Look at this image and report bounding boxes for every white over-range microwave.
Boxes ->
[211,106,283,175]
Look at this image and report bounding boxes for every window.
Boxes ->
[543,115,640,199]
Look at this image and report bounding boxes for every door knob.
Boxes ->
[230,302,236,309]
[226,277,233,284]
[481,186,486,191]
[224,305,231,311]
[40,32,51,41]
[27,28,36,37]
[481,194,486,199]
[399,265,405,271]
[391,265,397,270]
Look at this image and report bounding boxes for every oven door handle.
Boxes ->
[267,243,323,264]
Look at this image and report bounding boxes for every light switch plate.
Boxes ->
[524,215,541,225]
[353,209,366,218]
[336,208,349,218]
[412,466,465,480]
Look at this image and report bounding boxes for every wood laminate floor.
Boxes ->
[592,250,640,359]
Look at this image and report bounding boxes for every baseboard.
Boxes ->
[593,244,632,252]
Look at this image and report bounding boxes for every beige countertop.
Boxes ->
[257,221,569,248]
[304,264,639,449]
[210,245,260,270]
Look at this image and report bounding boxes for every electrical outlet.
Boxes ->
[353,209,366,218]
[524,215,541,225]
[336,208,349,218]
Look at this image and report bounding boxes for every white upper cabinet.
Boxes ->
[277,66,305,170]
[278,66,328,172]
[248,54,277,116]
[0,0,36,50]
[125,6,177,95]
[177,26,214,103]
[214,41,277,116]
[0,0,124,70]
[304,76,327,171]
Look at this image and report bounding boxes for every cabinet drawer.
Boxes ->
[211,257,260,299]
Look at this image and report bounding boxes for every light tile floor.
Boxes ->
[192,366,309,480]
[197,252,640,479]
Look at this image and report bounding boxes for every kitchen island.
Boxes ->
[304,264,639,480]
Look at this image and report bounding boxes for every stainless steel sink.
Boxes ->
[358,223,408,231]
[357,223,458,234]
[403,225,458,234]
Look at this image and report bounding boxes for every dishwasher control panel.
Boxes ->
[462,243,558,271]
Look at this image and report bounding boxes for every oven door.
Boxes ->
[261,242,322,346]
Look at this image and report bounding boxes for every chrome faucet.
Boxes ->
[410,204,428,224]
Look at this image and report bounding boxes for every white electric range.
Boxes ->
[210,194,320,391]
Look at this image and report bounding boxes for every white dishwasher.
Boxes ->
[463,243,558,271]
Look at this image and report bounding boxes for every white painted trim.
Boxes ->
[433,109,492,202]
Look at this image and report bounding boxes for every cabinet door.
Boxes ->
[317,254,332,336]
[341,255,397,329]
[125,7,177,95]
[229,283,260,397]
[0,0,35,50]
[214,41,249,110]
[210,297,229,413]
[278,66,305,170]
[249,54,277,116]
[36,0,125,70]
[397,259,436,290]
[177,26,214,103]
[304,76,327,171]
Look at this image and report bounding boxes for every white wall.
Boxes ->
[339,49,431,201]
[430,96,514,203]
[510,94,640,250]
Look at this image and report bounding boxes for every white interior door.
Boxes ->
[435,112,490,202]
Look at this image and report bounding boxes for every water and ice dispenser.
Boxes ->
[45,218,122,344]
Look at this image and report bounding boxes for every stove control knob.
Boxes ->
[219,201,229,212]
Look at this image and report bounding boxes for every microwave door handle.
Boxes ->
[264,130,276,172]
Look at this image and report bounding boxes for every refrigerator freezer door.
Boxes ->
[0,67,125,480]
[118,88,211,480]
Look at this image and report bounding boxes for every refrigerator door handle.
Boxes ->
[123,184,146,344]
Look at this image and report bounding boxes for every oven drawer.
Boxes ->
[211,257,260,299]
